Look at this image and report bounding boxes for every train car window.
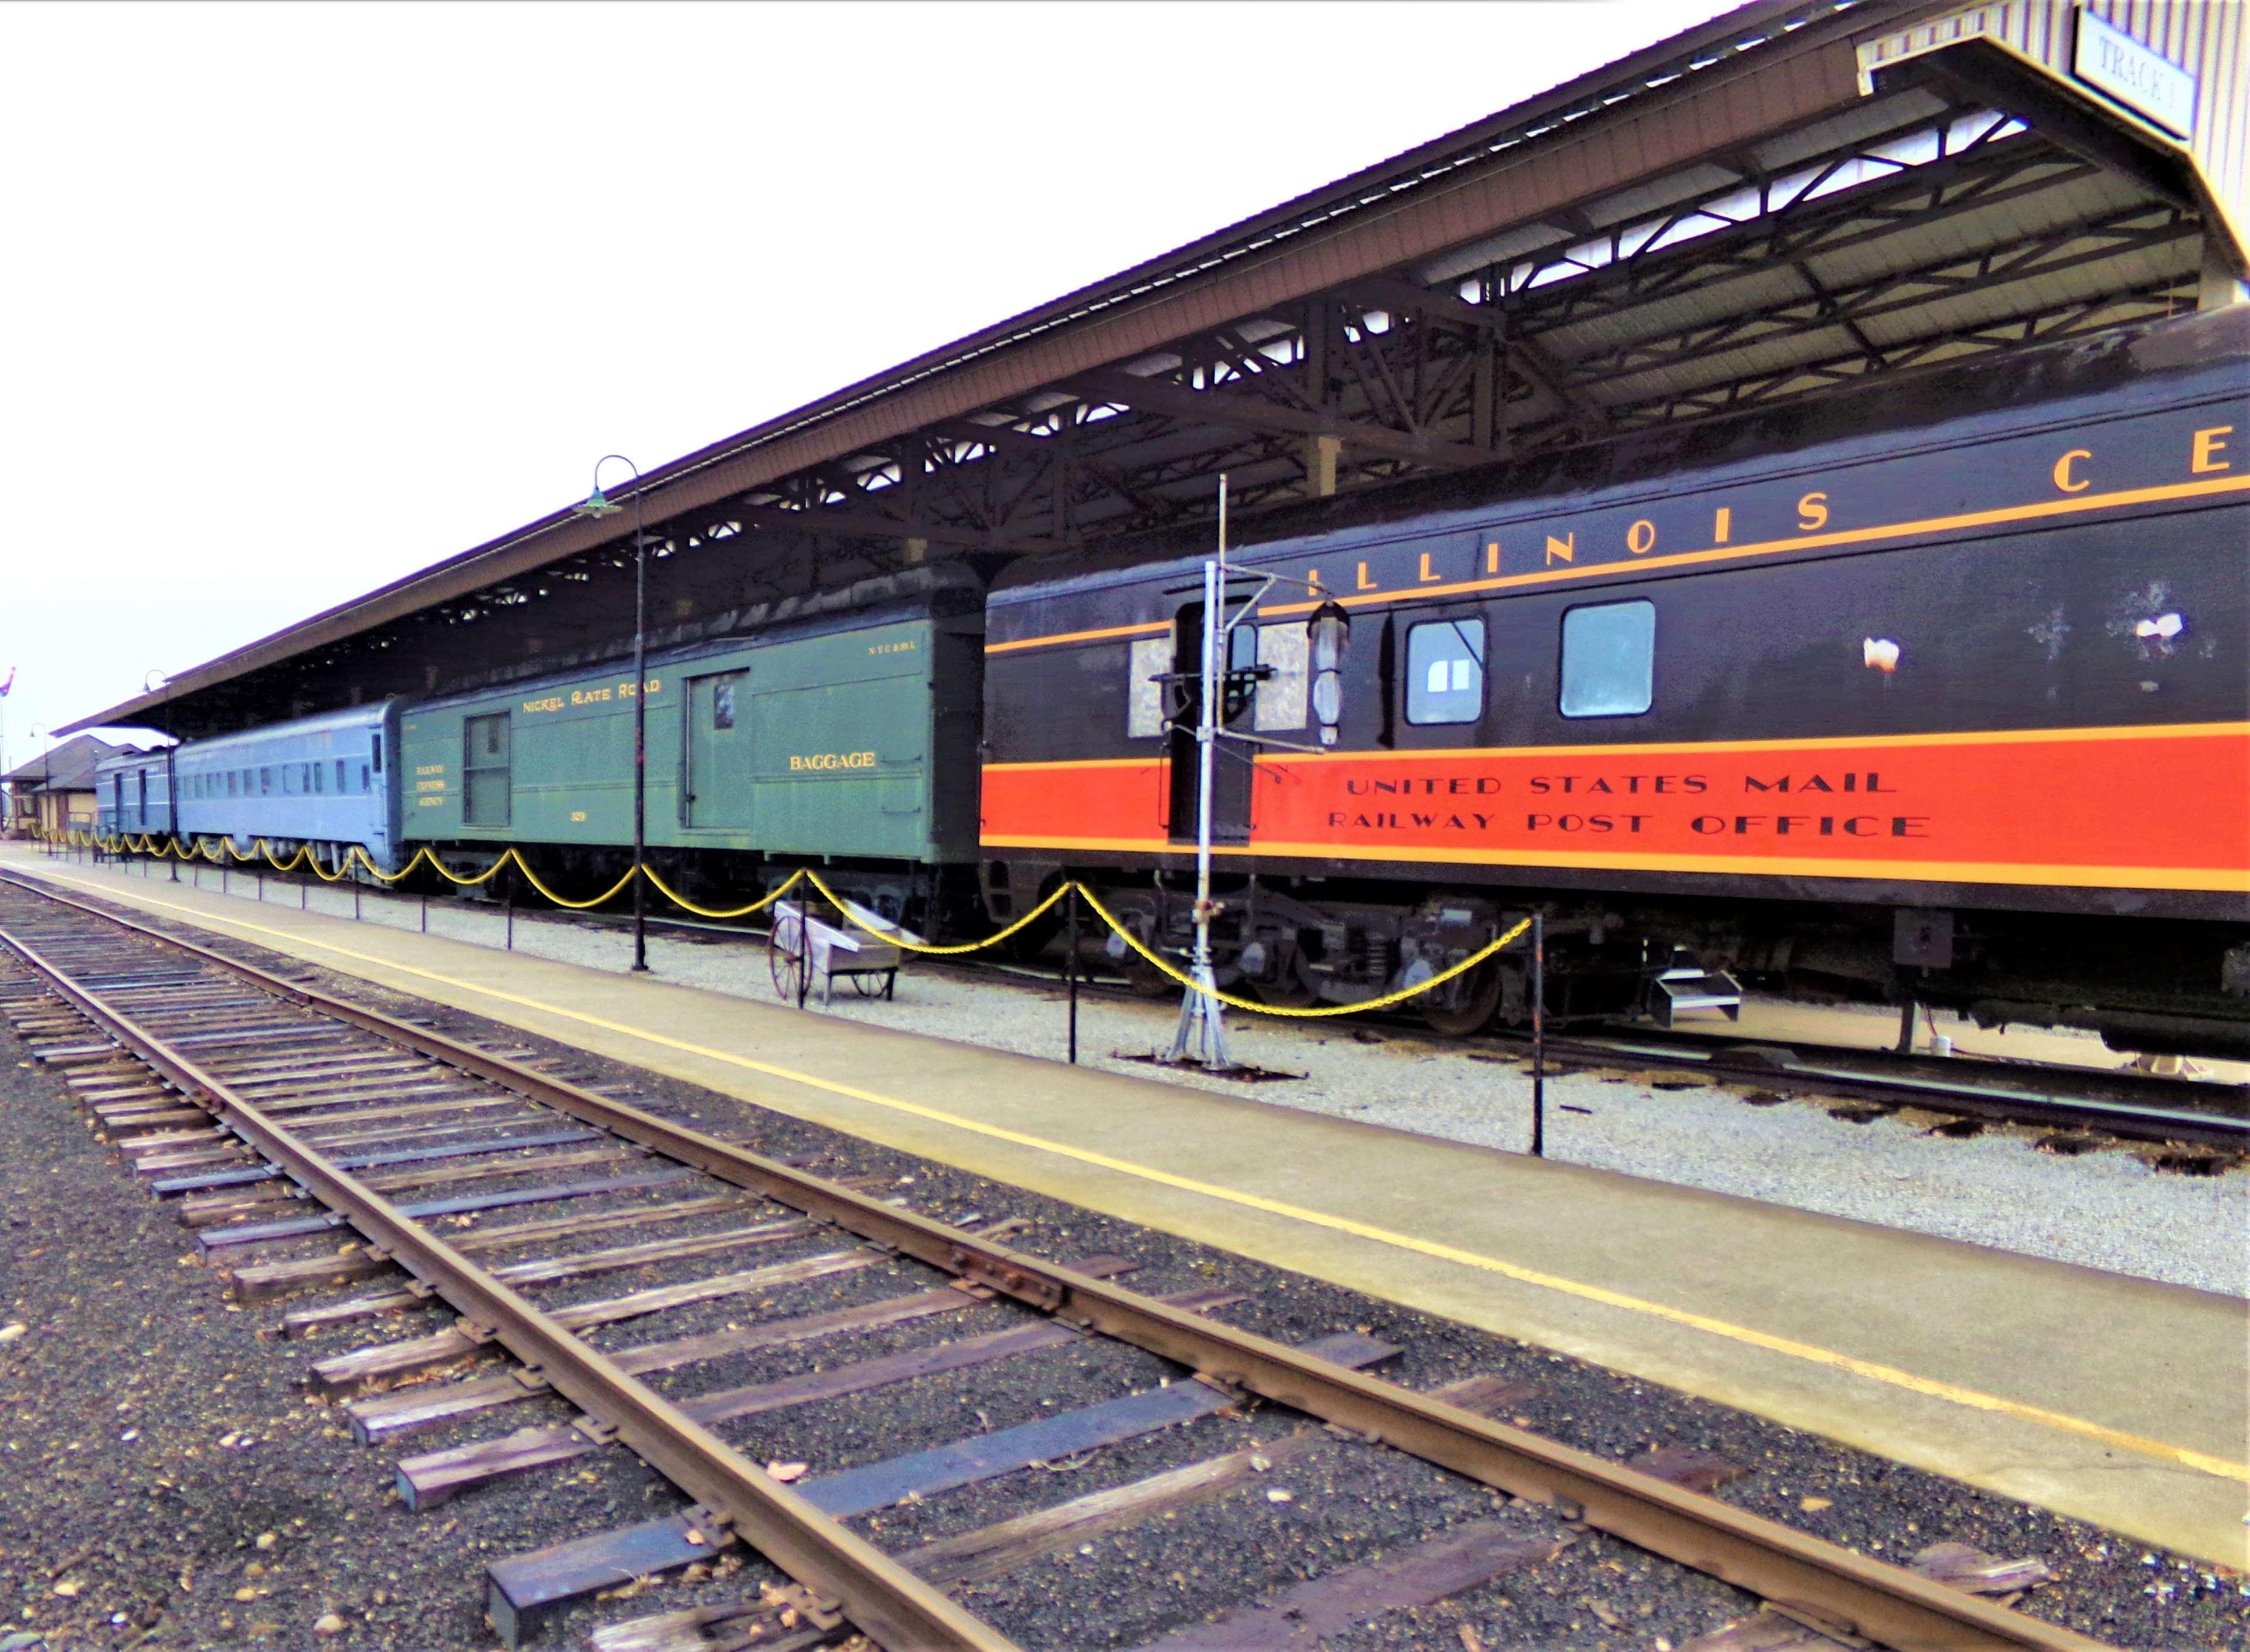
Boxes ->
[335,759,347,793]
[313,763,324,795]
[1254,623,1308,731]
[1126,637,1169,738]
[1228,621,1259,723]
[1560,600,1656,717]
[1405,618,1485,725]
[359,764,370,793]
[463,712,512,826]
[260,767,273,795]
[710,672,746,730]
[227,772,239,798]
[372,735,383,773]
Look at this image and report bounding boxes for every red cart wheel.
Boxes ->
[769,914,810,1002]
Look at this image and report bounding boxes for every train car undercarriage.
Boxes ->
[989,862,2250,1058]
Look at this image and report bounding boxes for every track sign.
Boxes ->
[2072,9,2196,138]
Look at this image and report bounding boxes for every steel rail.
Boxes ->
[954,950,2248,1150]
[1503,1031,2250,1151]
[0,910,1015,1652]
[0,873,2120,1652]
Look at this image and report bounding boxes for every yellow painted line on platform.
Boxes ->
[22,865,2250,1487]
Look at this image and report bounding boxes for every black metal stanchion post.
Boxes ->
[1066,885,1080,1065]
[353,881,361,922]
[1895,995,1917,1055]
[256,869,263,903]
[420,893,428,934]
[221,864,228,895]
[1529,912,1546,1159]
[505,871,515,952]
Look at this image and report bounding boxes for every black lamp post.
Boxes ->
[574,455,652,973]
[146,672,179,880]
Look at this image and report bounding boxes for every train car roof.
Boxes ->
[175,700,399,754]
[417,562,985,710]
[88,747,173,782]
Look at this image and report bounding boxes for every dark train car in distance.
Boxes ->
[980,309,2250,1051]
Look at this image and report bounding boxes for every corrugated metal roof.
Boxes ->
[62,0,2240,735]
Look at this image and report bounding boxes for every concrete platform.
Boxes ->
[5,844,2244,1568]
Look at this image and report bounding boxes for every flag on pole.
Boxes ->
[0,667,14,697]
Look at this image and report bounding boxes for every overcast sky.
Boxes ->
[0,0,1735,765]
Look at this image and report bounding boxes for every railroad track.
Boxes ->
[1482,1026,2249,1156]
[0,870,2127,1652]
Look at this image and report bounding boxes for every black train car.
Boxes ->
[979,308,2250,1054]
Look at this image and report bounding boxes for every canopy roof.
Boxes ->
[70,0,2245,739]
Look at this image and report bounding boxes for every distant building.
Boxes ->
[3,734,133,839]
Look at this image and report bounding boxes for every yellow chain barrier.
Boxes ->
[802,871,1074,956]
[502,849,638,911]
[639,864,806,920]
[59,830,1530,1019]
[1074,885,1531,1017]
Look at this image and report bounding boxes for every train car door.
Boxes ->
[462,713,512,827]
[1166,601,1257,846]
[684,669,753,831]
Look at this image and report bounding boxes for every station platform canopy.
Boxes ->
[70,0,2249,740]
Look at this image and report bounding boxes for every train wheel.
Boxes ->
[1418,958,1505,1037]
[769,915,809,1003]
[1245,961,1318,1010]
[1118,953,1177,998]
[996,907,1065,963]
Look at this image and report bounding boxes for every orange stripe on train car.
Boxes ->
[976,724,2250,893]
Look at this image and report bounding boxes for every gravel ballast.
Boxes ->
[0,1034,530,1650]
[5,873,2245,1652]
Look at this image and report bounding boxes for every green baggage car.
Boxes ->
[399,578,984,926]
